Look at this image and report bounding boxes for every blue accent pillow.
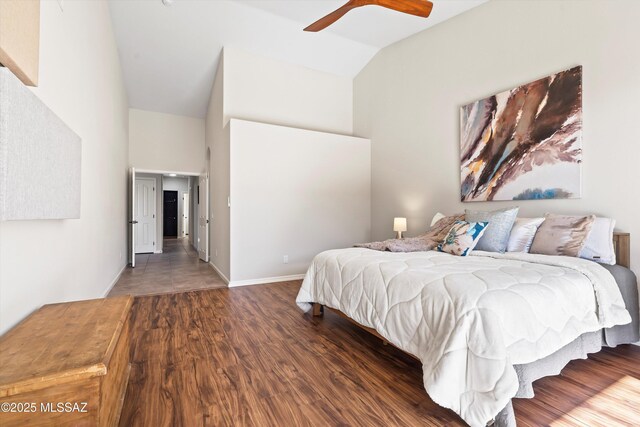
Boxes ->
[437,221,489,256]
[465,207,519,253]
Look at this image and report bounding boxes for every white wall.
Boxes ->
[354,0,640,275]
[129,108,205,173]
[206,57,231,280]
[206,49,358,282]
[0,1,129,334]
[223,47,353,135]
[229,119,370,284]
[162,176,190,238]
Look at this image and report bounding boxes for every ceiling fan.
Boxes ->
[304,0,434,32]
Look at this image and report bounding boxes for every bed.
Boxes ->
[296,233,638,427]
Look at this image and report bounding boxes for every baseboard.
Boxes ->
[154,250,163,254]
[209,261,230,285]
[228,274,305,288]
[103,263,127,297]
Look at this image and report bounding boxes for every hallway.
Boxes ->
[109,238,226,297]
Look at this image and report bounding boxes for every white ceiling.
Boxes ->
[237,0,487,49]
[109,0,487,118]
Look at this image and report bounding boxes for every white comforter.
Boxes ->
[296,248,631,427]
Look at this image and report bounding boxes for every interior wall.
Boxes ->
[0,0,129,334]
[206,48,358,282]
[206,57,230,280]
[353,0,640,275]
[129,108,205,173]
[229,119,371,284]
[223,47,353,135]
[162,176,190,238]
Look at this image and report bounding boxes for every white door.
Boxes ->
[198,174,209,262]
[135,178,156,253]
[128,167,136,267]
[183,192,189,238]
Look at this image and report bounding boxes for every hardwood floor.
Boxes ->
[109,238,226,297]
[120,281,640,427]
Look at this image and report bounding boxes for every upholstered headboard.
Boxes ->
[613,232,630,268]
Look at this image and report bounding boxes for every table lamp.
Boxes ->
[393,217,407,239]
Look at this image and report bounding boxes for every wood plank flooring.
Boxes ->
[109,238,226,297]
[119,281,640,427]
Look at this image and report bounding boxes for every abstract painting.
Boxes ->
[460,66,582,202]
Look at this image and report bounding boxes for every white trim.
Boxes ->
[228,274,305,288]
[135,168,200,176]
[154,250,163,254]
[209,261,230,285]
[103,263,127,297]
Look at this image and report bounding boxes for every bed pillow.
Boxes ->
[507,217,545,253]
[579,217,616,265]
[437,220,489,256]
[465,207,519,253]
[529,214,596,257]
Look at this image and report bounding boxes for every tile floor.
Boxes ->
[109,237,227,297]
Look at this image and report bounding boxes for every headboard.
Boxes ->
[613,232,630,268]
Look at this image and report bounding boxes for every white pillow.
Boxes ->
[430,212,446,227]
[579,217,616,265]
[507,217,545,252]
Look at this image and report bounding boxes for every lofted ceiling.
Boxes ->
[109,0,487,118]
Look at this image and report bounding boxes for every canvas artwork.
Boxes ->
[460,66,582,202]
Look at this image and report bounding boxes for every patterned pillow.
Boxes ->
[465,207,519,253]
[438,221,489,256]
[529,214,596,257]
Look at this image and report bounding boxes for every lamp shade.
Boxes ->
[393,217,407,232]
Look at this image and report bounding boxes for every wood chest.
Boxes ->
[0,296,133,426]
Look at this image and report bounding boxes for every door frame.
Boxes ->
[129,167,136,267]
[198,173,210,262]
[134,176,157,254]
[182,192,190,238]
[130,168,204,260]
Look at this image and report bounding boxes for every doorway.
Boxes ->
[120,168,224,296]
[163,190,179,237]
[128,169,209,266]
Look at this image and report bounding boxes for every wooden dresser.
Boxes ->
[0,296,132,426]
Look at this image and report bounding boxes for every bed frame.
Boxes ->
[310,231,633,400]
[613,232,630,268]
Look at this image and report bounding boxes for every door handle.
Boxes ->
[129,220,139,224]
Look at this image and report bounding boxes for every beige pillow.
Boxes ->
[530,214,596,257]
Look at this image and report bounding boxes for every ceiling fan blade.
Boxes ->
[372,0,433,18]
[304,0,433,32]
[304,2,359,32]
